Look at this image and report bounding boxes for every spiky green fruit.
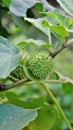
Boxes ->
[11,66,26,80]
[24,51,54,81]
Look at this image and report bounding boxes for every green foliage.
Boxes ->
[28,104,57,130]
[0,36,19,78]
[57,0,73,16]
[10,0,51,17]
[2,0,12,7]
[0,104,38,130]
[0,0,73,130]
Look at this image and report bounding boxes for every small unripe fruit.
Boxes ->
[23,51,54,81]
[11,66,26,80]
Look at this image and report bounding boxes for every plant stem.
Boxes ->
[48,29,51,45]
[50,38,73,58]
[0,78,29,91]
[0,78,73,91]
[41,83,72,130]
[25,79,73,85]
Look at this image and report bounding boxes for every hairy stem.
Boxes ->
[41,83,72,130]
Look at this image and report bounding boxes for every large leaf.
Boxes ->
[25,17,48,36]
[10,0,54,17]
[25,17,69,41]
[56,0,73,16]
[0,104,38,130]
[25,13,68,42]
[11,15,48,43]
[28,104,57,130]
[0,36,19,78]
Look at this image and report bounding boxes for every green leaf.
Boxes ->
[11,15,48,43]
[0,104,38,130]
[25,17,48,36]
[17,39,50,53]
[0,36,19,78]
[42,19,69,41]
[56,0,73,16]
[50,25,68,41]
[6,95,47,109]
[42,11,68,27]
[42,9,73,33]
[2,0,12,7]
[62,83,73,95]
[10,0,50,17]
[18,39,47,48]
[51,108,63,130]
[28,104,57,130]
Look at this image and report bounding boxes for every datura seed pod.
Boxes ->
[23,51,54,81]
[11,66,26,80]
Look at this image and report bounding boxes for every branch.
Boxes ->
[0,78,29,91]
[0,78,73,91]
[50,38,73,58]
[25,79,73,85]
